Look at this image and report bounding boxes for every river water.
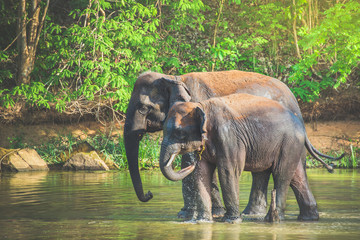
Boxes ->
[0,169,359,239]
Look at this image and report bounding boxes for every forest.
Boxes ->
[0,0,359,167]
[1,0,359,119]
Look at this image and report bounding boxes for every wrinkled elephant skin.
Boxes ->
[124,70,340,217]
[160,94,334,222]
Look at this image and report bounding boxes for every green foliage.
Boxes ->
[289,57,333,102]
[306,144,359,169]
[0,50,14,98]
[8,136,27,149]
[338,145,359,169]
[156,0,208,74]
[1,0,160,114]
[15,131,166,169]
[230,1,294,74]
[88,132,163,169]
[38,0,160,112]
[9,129,359,170]
[208,37,243,71]
[86,133,129,169]
[1,0,359,113]
[289,0,360,100]
[89,132,184,170]
[23,134,77,164]
[7,134,74,166]
[0,51,12,84]
[138,134,162,169]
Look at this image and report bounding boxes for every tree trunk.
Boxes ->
[17,0,30,85]
[16,0,49,86]
[211,0,225,72]
[292,0,302,60]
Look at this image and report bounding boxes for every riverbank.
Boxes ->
[0,120,359,169]
[1,120,359,150]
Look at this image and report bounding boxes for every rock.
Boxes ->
[59,142,95,162]
[62,151,110,171]
[0,148,49,172]
[60,142,119,170]
[103,158,120,170]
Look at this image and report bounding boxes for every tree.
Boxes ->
[16,0,49,85]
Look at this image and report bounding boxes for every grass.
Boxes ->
[7,133,359,170]
[7,134,77,164]
[7,132,180,169]
[306,145,359,169]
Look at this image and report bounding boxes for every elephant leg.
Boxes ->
[178,154,196,219]
[210,171,226,218]
[242,170,270,215]
[218,160,243,223]
[268,174,292,221]
[290,158,319,221]
[178,154,224,219]
[267,147,300,221]
[194,160,216,221]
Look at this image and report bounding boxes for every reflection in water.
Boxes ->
[0,169,359,239]
[1,171,48,204]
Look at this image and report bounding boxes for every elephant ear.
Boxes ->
[156,77,191,108]
[195,106,208,142]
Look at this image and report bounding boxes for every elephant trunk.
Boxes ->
[159,143,195,181]
[124,116,153,202]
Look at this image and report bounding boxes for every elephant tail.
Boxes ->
[309,141,345,161]
[305,136,335,173]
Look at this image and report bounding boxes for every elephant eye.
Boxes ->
[175,129,187,141]
[138,105,150,115]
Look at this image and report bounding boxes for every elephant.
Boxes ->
[123,70,343,219]
[159,93,334,222]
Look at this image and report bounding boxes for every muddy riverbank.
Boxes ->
[0,120,359,155]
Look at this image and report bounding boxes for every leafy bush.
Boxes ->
[1,0,359,115]
[289,0,360,101]
[1,0,160,115]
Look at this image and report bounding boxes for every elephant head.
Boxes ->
[159,102,208,182]
[124,72,191,202]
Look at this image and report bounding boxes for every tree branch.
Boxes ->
[292,0,302,60]
[18,0,28,54]
[211,0,225,72]
[3,17,32,51]
[34,0,50,50]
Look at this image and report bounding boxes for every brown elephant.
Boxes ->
[159,93,334,222]
[123,70,343,220]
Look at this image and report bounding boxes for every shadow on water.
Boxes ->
[0,169,359,239]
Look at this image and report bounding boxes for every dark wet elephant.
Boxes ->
[123,70,342,220]
[159,94,334,222]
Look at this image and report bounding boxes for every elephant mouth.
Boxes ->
[146,119,163,133]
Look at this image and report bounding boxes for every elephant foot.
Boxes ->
[184,211,213,223]
[242,204,267,216]
[177,208,195,219]
[185,218,213,224]
[212,207,226,218]
[221,215,242,224]
[193,218,214,223]
[297,209,319,221]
